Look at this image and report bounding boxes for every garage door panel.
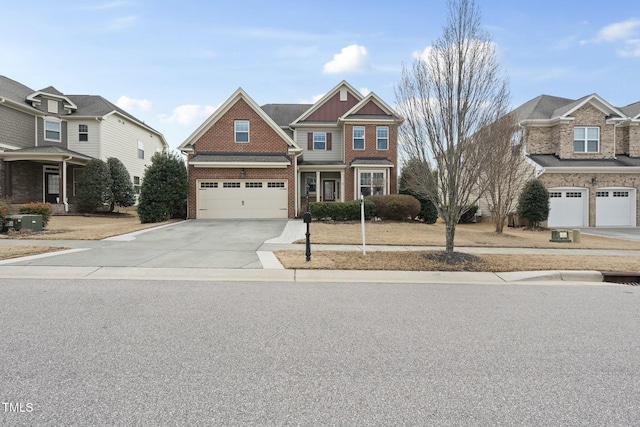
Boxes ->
[596,189,636,227]
[197,180,288,219]
[548,189,587,228]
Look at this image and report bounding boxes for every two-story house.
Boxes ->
[178,81,402,219]
[0,75,168,213]
[514,93,640,227]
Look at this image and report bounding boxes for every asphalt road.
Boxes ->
[1,279,638,426]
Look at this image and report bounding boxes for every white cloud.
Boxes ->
[117,96,152,111]
[596,18,640,42]
[160,104,218,125]
[360,87,371,97]
[299,93,326,104]
[323,44,369,74]
[581,18,640,57]
[413,46,432,62]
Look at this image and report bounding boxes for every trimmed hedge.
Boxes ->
[0,199,10,228]
[18,202,53,227]
[368,194,420,221]
[309,199,376,221]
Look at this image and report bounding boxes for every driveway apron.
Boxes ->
[6,220,290,269]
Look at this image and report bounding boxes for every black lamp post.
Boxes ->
[303,184,312,262]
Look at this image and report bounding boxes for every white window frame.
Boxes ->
[358,170,387,197]
[133,176,141,194]
[44,118,61,142]
[574,126,599,153]
[313,132,326,150]
[353,126,365,150]
[376,126,389,150]
[235,120,249,143]
[137,140,145,159]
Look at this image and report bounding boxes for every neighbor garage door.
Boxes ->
[595,188,636,227]
[548,188,588,228]
[197,180,288,219]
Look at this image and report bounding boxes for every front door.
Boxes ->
[323,180,336,201]
[45,172,60,203]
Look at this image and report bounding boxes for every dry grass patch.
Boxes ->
[0,246,68,260]
[4,213,180,241]
[303,221,640,250]
[276,250,640,272]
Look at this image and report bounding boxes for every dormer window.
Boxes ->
[47,99,59,114]
[574,127,599,153]
[45,119,61,142]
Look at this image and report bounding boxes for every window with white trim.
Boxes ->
[200,182,217,189]
[574,127,599,153]
[137,140,144,159]
[359,171,385,197]
[134,176,142,194]
[268,182,285,188]
[245,182,263,188]
[45,119,61,141]
[376,126,389,150]
[235,120,249,143]
[313,132,326,150]
[223,182,241,188]
[79,124,88,141]
[305,176,316,192]
[353,126,365,150]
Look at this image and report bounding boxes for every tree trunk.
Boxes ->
[445,221,456,254]
[495,216,505,234]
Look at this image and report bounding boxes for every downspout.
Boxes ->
[613,121,624,159]
[62,156,72,213]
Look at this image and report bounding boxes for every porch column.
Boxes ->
[340,169,345,202]
[315,171,320,202]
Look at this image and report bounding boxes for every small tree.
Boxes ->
[76,159,111,213]
[479,113,533,233]
[137,151,188,223]
[395,0,510,254]
[517,179,549,228]
[106,157,136,212]
[399,160,438,224]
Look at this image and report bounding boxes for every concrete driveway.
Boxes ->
[578,227,640,243]
[5,220,294,269]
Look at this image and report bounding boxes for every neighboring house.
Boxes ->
[179,81,402,219]
[0,75,168,213]
[513,93,640,227]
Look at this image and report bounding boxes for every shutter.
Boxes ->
[307,132,313,150]
[326,132,332,151]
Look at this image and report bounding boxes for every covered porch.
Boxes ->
[297,163,346,214]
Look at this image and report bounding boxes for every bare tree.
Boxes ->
[395,0,510,254]
[478,113,533,233]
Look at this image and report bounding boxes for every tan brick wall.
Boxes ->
[630,124,640,157]
[540,172,640,226]
[525,127,556,154]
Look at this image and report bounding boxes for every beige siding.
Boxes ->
[100,114,165,180]
[295,128,344,162]
[67,119,100,158]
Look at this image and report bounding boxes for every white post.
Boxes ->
[360,194,366,256]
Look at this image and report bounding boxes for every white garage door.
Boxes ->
[197,180,288,219]
[596,188,636,227]
[548,188,588,228]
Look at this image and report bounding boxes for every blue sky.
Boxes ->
[1,1,639,150]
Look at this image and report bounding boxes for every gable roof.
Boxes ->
[178,87,301,152]
[261,103,312,127]
[341,92,401,123]
[290,80,364,125]
[621,101,640,119]
[514,93,631,123]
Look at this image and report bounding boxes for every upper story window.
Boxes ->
[313,132,326,150]
[79,124,88,141]
[137,140,144,159]
[235,120,249,143]
[574,127,599,153]
[45,119,61,142]
[376,126,389,150]
[353,126,365,150]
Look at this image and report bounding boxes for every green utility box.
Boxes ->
[3,214,43,232]
[550,229,571,243]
